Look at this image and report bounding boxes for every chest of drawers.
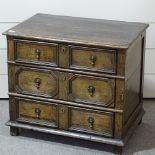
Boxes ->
[3,14,148,154]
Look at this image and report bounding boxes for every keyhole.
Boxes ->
[62,47,66,53]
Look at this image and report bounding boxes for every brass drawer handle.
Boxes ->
[34,78,42,89]
[35,49,41,60]
[35,108,41,119]
[87,117,95,129]
[90,55,96,66]
[87,85,95,97]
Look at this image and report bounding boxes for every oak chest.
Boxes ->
[3,14,148,154]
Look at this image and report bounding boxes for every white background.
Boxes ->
[0,0,155,98]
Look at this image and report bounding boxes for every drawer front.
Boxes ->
[68,74,115,107]
[69,46,116,73]
[15,66,58,98]
[15,40,58,66]
[17,98,58,127]
[69,107,113,137]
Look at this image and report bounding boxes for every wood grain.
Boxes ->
[3,13,148,49]
[70,46,116,73]
[15,66,58,98]
[68,74,115,107]
[17,98,58,127]
[69,107,113,137]
[15,39,58,66]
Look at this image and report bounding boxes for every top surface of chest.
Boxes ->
[4,13,148,49]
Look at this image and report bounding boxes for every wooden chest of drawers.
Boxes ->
[3,14,148,154]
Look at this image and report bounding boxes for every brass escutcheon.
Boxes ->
[61,46,66,53]
[60,107,65,113]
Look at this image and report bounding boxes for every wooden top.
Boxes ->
[3,13,149,49]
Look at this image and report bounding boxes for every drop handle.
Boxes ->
[35,49,41,60]
[87,85,95,97]
[90,55,96,66]
[34,78,42,89]
[87,117,95,129]
[35,108,41,119]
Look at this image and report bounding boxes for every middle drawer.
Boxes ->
[9,65,115,107]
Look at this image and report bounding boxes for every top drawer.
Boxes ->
[69,46,116,74]
[14,40,58,66]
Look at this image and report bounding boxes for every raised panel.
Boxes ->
[70,46,116,74]
[15,67,58,98]
[0,0,155,23]
[17,98,58,127]
[68,74,115,107]
[68,107,113,137]
[15,40,58,66]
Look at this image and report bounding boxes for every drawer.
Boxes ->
[14,40,58,66]
[16,98,58,127]
[68,107,114,137]
[69,46,116,74]
[68,74,115,107]
[15,66,58,98]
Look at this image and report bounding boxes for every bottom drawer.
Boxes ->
[11,97,113,137]
[68,107,114,137]
[16,98,58,127]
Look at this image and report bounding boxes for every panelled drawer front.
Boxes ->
[15,66,58,98]
[69,46,116,74]
[68,107,113,137]
[68,74,115,107]
[17,98,58,127]
[15,40,58,66]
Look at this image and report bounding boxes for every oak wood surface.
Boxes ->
[68,74,115,107]
[15,39,58,66]
[4,14,149,154]
[15,66,58,98]
[3,13,148,49]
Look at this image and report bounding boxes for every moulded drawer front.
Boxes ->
[15,40,58,66]
[69,46,116,74]
[17,99,58,127]
[69,107,114,137]
[15,66,58,98]
[68,74,115,107]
